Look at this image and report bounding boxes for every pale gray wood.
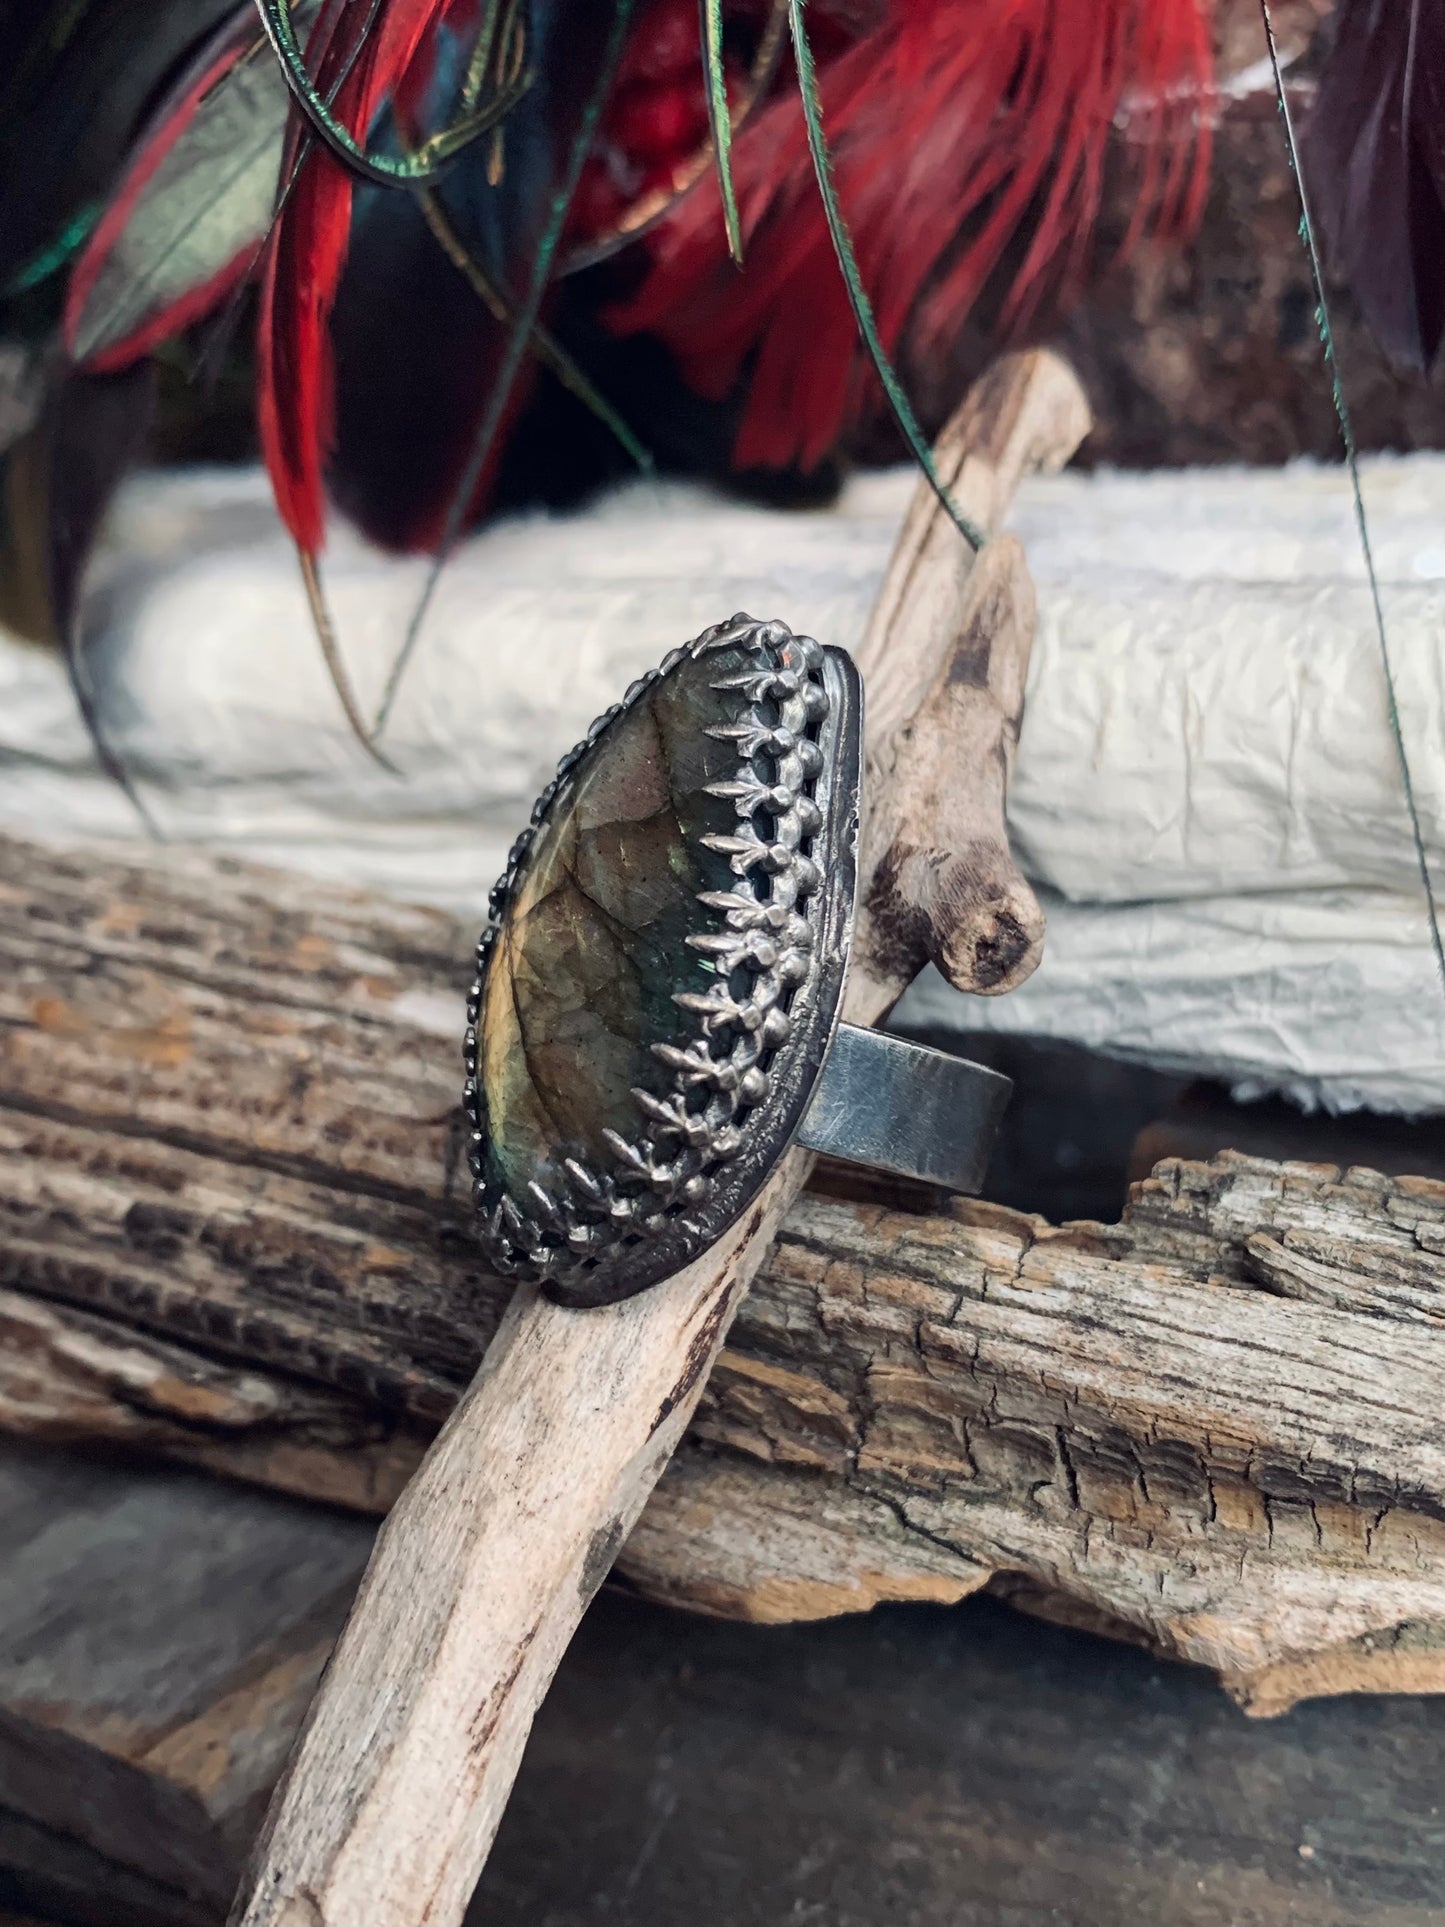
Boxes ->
[0,1443,370,1913]
[226,350,1091,1927]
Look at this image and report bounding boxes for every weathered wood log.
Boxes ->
[5,811,1445,1717]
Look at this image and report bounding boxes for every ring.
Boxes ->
[464,615,1012,1308]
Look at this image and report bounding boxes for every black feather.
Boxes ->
[0,0,242,306]
[0,359,158,828]
[1303,0,1445,370]
[326,0,618,548]
[0,359,153,645]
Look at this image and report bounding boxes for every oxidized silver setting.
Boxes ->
[464,614,862,1308]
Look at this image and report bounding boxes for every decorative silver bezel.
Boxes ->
[463,613,861,1308]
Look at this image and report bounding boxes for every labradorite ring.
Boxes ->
[463,614,1011,1309]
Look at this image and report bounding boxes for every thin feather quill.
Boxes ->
[786,0,984,549]
[256,0,448,554]
[612,0,1214,473]
[1261,0,1445,1002]
[0,361,159,828]
[370,0,637,735]
[700,0,743,262]
[255,0,531,185]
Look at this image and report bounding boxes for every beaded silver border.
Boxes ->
[463,613,862,1307]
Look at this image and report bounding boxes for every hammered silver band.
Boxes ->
[796,1025,1011,1193]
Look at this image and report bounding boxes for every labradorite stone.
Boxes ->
[480,646,755,1206]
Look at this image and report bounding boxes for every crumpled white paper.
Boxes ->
[2,456,1442,1113]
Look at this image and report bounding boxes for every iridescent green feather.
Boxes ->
[255,0,532,186]
[4,202,100,296]
[786,0,986,552]
[700,0,743,264]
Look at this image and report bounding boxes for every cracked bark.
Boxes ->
[3,830,1444,1719]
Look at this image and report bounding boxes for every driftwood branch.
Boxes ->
[212,349,1091,1925]
[11,1417,1445,1927]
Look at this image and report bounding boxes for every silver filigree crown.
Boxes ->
[462,613,858,1305]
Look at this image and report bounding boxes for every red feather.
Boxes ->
[62,13,258,373]
[609,0,1215,472]
[256,0,457,554]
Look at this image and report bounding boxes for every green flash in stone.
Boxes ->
[479,645,758,1207]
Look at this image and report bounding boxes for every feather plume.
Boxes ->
[0,360,157,826]
[256,0,461,554]
[1302,0,1445,371]
[0,0,243,299]
[3,0,1229,793]
[17,0,1221,603]
[609,0,1214,472]
[63,5,291,372]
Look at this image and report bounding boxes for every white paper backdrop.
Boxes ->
[3,455,1443,1113]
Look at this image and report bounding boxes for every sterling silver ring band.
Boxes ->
[795,1024,1010,1194]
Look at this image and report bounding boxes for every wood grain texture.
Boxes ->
[6,838,1445,1715]
[223,350,1092,1924]
[234,1200,795,1927]
[665,1165,1445,1718]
